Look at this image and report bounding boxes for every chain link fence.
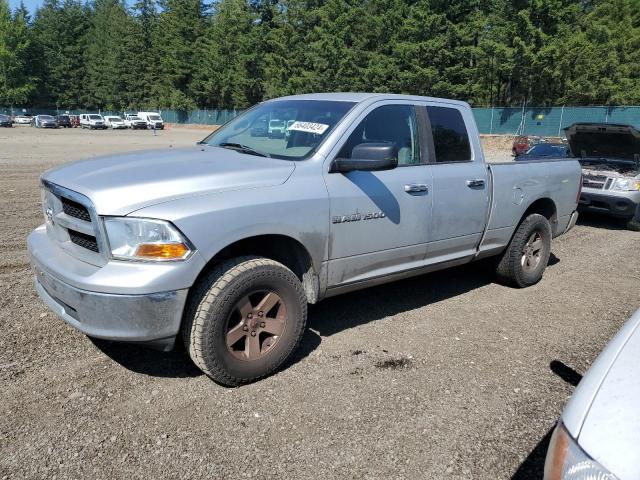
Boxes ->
[3,105,640,136]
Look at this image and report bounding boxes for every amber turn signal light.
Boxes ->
[134,243,190,259]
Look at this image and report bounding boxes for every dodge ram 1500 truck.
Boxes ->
[28,93,582,386]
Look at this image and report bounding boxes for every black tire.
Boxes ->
[182,256,307,386]
[496,213,552,288]
[627,219,640,231]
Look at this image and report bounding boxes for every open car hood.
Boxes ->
[565,123,640,162]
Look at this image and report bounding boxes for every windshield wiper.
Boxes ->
[218,142,270,157]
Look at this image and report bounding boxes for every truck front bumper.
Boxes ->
[32,264,186,350]
[578,190,640,220]
[27,226,199,351]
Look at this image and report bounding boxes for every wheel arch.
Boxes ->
[193,234,321,304]
[522,197,558,235]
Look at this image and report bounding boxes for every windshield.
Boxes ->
[148,115,161,121]
[202,100,356,160]
[526,144,569,156]
[89,114,102,120]
[40,115,54,120]
[108,116,122,121]
[129,116,141,120]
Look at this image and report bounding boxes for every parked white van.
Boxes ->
[137,111,164,130]
[79,114,107,130]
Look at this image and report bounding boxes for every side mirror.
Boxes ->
[330,143,398,173]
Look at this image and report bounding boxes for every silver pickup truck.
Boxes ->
[28,93,581,385]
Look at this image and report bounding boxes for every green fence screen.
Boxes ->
[3,105,640,136]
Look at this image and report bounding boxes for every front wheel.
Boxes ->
[627,218,640,231]
[183,256,307,386]
[495,213,552,288]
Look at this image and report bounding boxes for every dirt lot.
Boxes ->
[1,126,639,479]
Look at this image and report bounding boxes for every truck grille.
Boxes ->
[41,181,106,266]
[582,175,607,189]
[68,230,99,252]
[61,197,91,221]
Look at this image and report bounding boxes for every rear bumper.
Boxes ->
[578,191,640,219]
[31,259,187,351]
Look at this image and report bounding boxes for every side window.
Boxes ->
[426,106,471,163]
[337,104,421,166]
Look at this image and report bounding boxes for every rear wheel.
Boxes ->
[183,256,307,386]
[496,213,552,287]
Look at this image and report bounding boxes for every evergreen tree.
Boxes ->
[0,0,35,106]
[84,0,131,109]
[156,0,206,109]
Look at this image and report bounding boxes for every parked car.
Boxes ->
[0,114,13,127]
[123,114,147,129]
[56,115,72,128]
[13,114,32,125]
[566,123,640,230]
[544,308,640,480]
[512,135,544,156]
[34,115,58,128]
[104,115,127,129]
[267,119,286,138]
[515,142,570,160]
[28,93,581,386]
[137,111,164,130]
[79,114,107,130]
[249,117,268,137]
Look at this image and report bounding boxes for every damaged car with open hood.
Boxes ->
[566,123,640,230]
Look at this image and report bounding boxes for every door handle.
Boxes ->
[466,179,485,188]
[404,184,428,193]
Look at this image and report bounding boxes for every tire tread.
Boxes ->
[496,213,552,288]
[182,256,307,386]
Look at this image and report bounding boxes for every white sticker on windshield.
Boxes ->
[287,121,329,135]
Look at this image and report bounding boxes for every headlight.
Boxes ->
[544,423,617,480]
[610,178,640,191]
[103,217,193,261]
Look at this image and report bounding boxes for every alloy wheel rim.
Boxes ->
[225,290,287,361]
[521,231,544,273]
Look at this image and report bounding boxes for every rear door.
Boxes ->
[323,101,434,287]
[423,103,490,262]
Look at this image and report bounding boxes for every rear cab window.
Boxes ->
[426,106,472,163]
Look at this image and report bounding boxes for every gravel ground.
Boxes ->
[1,126,639,479]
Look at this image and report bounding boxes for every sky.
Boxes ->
[9,0,43,14]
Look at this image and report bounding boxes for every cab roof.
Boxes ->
[267,92,470,108]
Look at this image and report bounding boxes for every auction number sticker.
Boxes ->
[288,121,329,135]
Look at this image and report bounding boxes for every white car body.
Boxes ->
[79,114,107,130]
[137,111,164,130]
[267,119,286,138]
[545,308,640,480]
[104,116,127,129]
[123,114,147,129]
[14,115,32,125]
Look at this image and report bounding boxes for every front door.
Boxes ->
[323,102,433,287]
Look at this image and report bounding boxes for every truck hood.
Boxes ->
[565,123,640,162]
[42,146,296,215]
